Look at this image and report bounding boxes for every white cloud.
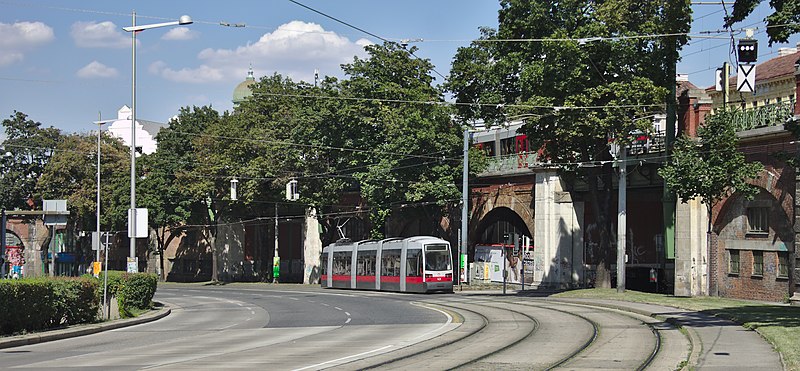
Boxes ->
[71,21,134,49]
[77,61,118,78]
[149,61,224,83]
[161,27,197,41]
[0,21,55,66]
[152,20,371,84]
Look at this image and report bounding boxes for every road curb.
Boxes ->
[0,303,171,349]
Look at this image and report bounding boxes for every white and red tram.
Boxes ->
[321,236,454,293]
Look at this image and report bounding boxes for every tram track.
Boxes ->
[334,295,688,370]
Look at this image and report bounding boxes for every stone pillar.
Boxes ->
[534,169,584,288]
[674,198,708,296]
[303,207,322,284]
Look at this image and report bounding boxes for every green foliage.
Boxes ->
[725,0,800,45]
[96,271,158,318]
[659,109,763,214]
[445,0,692,287]
[0,277,99,335]
[187,43,464,240]
[116,273,158,316]
[0,111,62,210]
[35,132,130,231]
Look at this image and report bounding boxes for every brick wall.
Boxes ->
[711,137,795,301]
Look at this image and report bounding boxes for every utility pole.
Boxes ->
[617,145,627,293]
[1,209,6,278]
[461,126,469,286]
[663,35,678,294]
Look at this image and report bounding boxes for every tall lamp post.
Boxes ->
[123,12,192,267]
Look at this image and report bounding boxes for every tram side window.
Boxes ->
[357,250,376,276]
[333,251,351,276]
[406,249,422,277]
[381,250,401,276]
[320,253,328,275]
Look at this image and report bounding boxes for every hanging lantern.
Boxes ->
[286,179,299,201]
[230,178,238,200]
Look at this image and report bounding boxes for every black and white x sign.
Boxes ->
[737,64,756,93]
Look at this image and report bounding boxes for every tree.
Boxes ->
[36,132,130,232]
[445,0,692,287]
[725,0,800,45]
[0,111,61,210]
[659,109,762,242]
[339,43,463,238]
[138,106,217,280]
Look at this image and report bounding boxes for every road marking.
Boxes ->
[344,312,350,316]
[289,297,299,301]
[291,345,393,371]
[322,303,330,307]
[409,302,454,341]
[334,307,342,311]
[345,318,352,324]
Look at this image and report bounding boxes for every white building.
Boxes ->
[106,105,164,155]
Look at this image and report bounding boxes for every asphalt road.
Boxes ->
[1,284,455,370]
[0,284,783,370]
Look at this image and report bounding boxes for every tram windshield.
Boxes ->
[424,244,451,271]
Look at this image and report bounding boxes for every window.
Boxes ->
[729,250,740,275]
[500,137,516,156]
[333,251,352,276]
[778,252,789,278]
[381,249,401,276]
[752,251,763,276]
[747,207,769,234]
[320,253,328,276]
[425,244,452,271]
[406,249,422,277]
[356,250,376,276]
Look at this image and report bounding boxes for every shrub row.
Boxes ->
[0,271,159,336]
[0,277,100,335]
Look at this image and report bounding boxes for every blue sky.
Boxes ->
[1,1,797,141]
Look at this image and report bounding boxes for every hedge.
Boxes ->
[0,271,158,336]
[0,277,100,335]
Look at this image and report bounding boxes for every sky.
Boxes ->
[1,1,798,142]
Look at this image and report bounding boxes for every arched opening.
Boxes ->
[475,206,532,245]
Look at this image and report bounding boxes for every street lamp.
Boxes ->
[122,12,192,269]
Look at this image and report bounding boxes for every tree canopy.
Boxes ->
[445,0,692,287]
[0,111,61,211]
[660,110,762,220]
[725,0,800,45]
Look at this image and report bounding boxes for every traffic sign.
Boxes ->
[737,64,756,93]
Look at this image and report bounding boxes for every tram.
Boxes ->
[321,236,454,293]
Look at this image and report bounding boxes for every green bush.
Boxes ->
[0,277,99,336]
[96,271,158,318]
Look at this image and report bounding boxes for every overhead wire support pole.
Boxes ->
[129,10,137,267]
[461,126,469,287]
[617,145,627,294]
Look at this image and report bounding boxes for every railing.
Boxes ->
[732,100,795,132]
[481,152,538,175]
[627,131,665,155]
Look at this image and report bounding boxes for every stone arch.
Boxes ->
[474,206,532,244]
[469,183,535,248]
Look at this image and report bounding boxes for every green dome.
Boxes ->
[232,66,255,104]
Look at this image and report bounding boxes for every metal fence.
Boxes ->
[732,100,795,131]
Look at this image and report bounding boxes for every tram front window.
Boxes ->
[425,244,451,271]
